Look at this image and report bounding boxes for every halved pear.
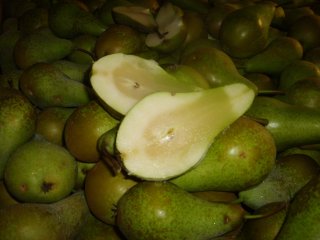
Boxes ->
[116,83,256,180]
[145,2,187,53]
[90,53,203,116]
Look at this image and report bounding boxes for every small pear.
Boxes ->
[13,27,75,70]
[238,154,319,210]
[0,191,89,240]
[4,138,77,203]
[48,2,106,38]
[171,116,276,192]
[64,100,119,163]
[19,62,92,108]
[116,181,245,240]
[84,160,137,225]
[67,34,97,64]
[115,83,255,180]
[74,161,95,190]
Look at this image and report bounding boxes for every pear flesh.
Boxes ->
[116,83,255,180]
[90,53,202,116]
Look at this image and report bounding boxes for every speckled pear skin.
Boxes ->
[116,181,245,240]
[275,174,320,240]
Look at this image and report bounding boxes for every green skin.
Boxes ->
[245,96,320,152]
[51,60,91,83]
[68,34,97,65]
[275,174,320,239]
[4,139,77,203]
[180,46,258,93]
[19,62,92,109]
[171,116,276,192]
[243,36,303,75]
[116,181,245,240]
[0,89,36,179]
[238,154,320,210]
[0,191,89,240]
[13,27,75,70]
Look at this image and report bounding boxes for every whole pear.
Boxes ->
[0,191,89,240]
[4,138,77,203]
[116,181,245,240]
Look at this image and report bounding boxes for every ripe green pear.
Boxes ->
[0,191,89,240]
[0,88,37,179]
[116,181,245,240]
[171,116,276,192]
[4,139,77,203]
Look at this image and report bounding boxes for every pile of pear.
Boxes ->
[1,0,320,239]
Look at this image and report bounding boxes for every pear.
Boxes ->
[192,191,238,203]
[288,14,320,52]
[35,107,75,146]
[237,202,288,240]
[84,160,137,225]
[219,1,276,58]
[90,53,204,116]
[64,100,119,163]
[74,161,96,190]
[279,59,320,90]
[4,138,77,203]
[13,27,75,70]
[75,211,124,240]
[19,62,92,108]
[245,96,320,151]
[180,46,258,91]
[48,2,106,38]
[241,36,303,75]
[17,7,48,34]
[0,88,37,179]
[170,116,276,192]
[243,72,277,91]
[67,34,97,64]
[238,154,319,210]
[51,60,91,83]
[145,2,188,53]
[115,82,255,180]
[168,0,209,14]
[279,146,320,165]
[116,181,245,240]
[0,191,89,240]
[275,174,320,239]
[94,24,143,59]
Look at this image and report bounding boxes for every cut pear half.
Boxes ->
[90,53,203,116]
[116,83,256,180]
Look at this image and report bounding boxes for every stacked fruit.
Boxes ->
[1,0,320,239]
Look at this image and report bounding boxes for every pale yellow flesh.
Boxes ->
[116,83,255,180]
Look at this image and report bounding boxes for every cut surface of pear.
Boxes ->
[116,83,256,180]
[90,53,203,115]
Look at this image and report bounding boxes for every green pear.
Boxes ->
[180,46,258,91]
[0,88,37,179]
[67,34,97,64]
[279,146,320,165]
[51,60,91,83]
[75,211,124,240]
[0,191,89,240]
[35,107,75,145]
[168,0,209,14]
[245,96,320,151]
[0,29,22,73]
[241,36,303,75]
[4,138,77,203]
[48,2,106,38]
[237,202,288,240]
[283,77,320,109]
[84,160,137,225]
[13,27,75,69]
[170,116,276,192]
[275,174,320,239]
[279,59,320,90]
[238,154,319,210]
[64,100,119,163]
[288,14,320,52]
[17,7,48,34]
[192,191,238,203]
[116,181,245,240]
[219,1,276,58]
[19,62,92,108]
[74,161,96,190]
[115,83,255,180]
[90,53,205,116]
